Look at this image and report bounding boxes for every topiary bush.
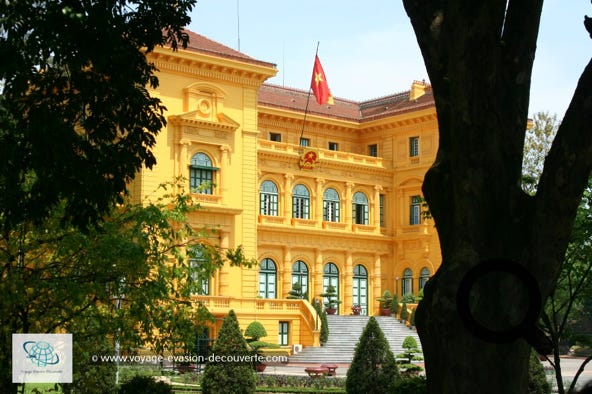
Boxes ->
[312,298,329,344]
[400,302,409,321]
[391,294,400,314]
[244,321,267,342]
[346,316,400,393]
[287,282,304,299]
[201,310,256,394]
[397,336,424,376]
[118,375,173,394]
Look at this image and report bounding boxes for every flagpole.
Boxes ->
[299,41,320,143]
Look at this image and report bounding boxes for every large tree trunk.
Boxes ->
[403,1,592,392]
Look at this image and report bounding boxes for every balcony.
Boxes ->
[191,296,321,346]
[258,140,391,170]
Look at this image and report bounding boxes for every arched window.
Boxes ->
[323,263,340,314]
[353,264,368,315]
[259,258,277,298]
[402,268,413,295]
[323,188,340,222]
[260,181,279,216]
[190,153,216,194]
[291,260,309,299]
[292,184,310,219]
[352,192,369,225]
[419,267,431,290]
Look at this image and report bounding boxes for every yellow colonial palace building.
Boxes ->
[132,31,441,349]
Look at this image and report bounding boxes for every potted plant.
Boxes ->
[320,285,341,314]
[409,307,416,329]
[244,321,269,372]
[351,304,362,315]
[377,290,394,316]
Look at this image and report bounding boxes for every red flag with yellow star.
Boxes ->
[310,55,334,105]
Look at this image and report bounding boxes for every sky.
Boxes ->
[188,0,592,118]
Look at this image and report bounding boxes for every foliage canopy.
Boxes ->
[0,0,196,229]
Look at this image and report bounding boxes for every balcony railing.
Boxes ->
[258,140,390,169]
[190,296,321,346]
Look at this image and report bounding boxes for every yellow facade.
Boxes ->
[135,33,441,349]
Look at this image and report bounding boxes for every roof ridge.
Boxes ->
[261,83,368,105]
[182,29,276,68]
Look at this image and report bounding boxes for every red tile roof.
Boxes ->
[258,84,362,121]
[258,84,435,122]
[182,29,276,69]
[178,30,434,121]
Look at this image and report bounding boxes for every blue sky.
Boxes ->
[189,0,591,118]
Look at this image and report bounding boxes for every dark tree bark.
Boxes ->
[402,0,592,392]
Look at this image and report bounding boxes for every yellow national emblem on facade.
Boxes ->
[299,149,319,170]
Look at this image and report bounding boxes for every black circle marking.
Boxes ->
[456,258,541,343]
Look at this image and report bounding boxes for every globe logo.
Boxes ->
[23,341,60,367]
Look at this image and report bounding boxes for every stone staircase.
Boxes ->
[289,315,422,364]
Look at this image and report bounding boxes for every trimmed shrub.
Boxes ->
[346,316,400,393]
[400,302,409,321]
[401,293,417,303]
[391,294,400,314]
[287,282,305,299]
[201,310,256,394]
[312,298,329,344]
[528,351,551,394]
[396,376,428,394]
[118,375,172,394]
[244,321,267,342]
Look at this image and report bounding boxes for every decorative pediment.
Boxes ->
[183,82,227,119]
[168,110,240,133]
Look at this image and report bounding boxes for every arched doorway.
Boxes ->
[323,263,340,314]
[258,258,277,298]
[352,264,368,315]
[291,260,309,299]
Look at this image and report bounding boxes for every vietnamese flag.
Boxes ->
[310,55,334,105]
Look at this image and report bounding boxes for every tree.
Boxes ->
[403,1,592,392]
[0,182,253,393]
[346,316,400,394]
[541,178,592,393]
[0,0,196,230]
[522,112,560,194]
[201,310,256,394]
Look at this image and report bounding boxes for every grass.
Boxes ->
[15,366,348,393]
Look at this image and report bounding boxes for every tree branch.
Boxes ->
[533,58,592,289]
[569,355,592,393]
[500,0,544,138]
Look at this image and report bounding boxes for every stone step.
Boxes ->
[289,315,422,364]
